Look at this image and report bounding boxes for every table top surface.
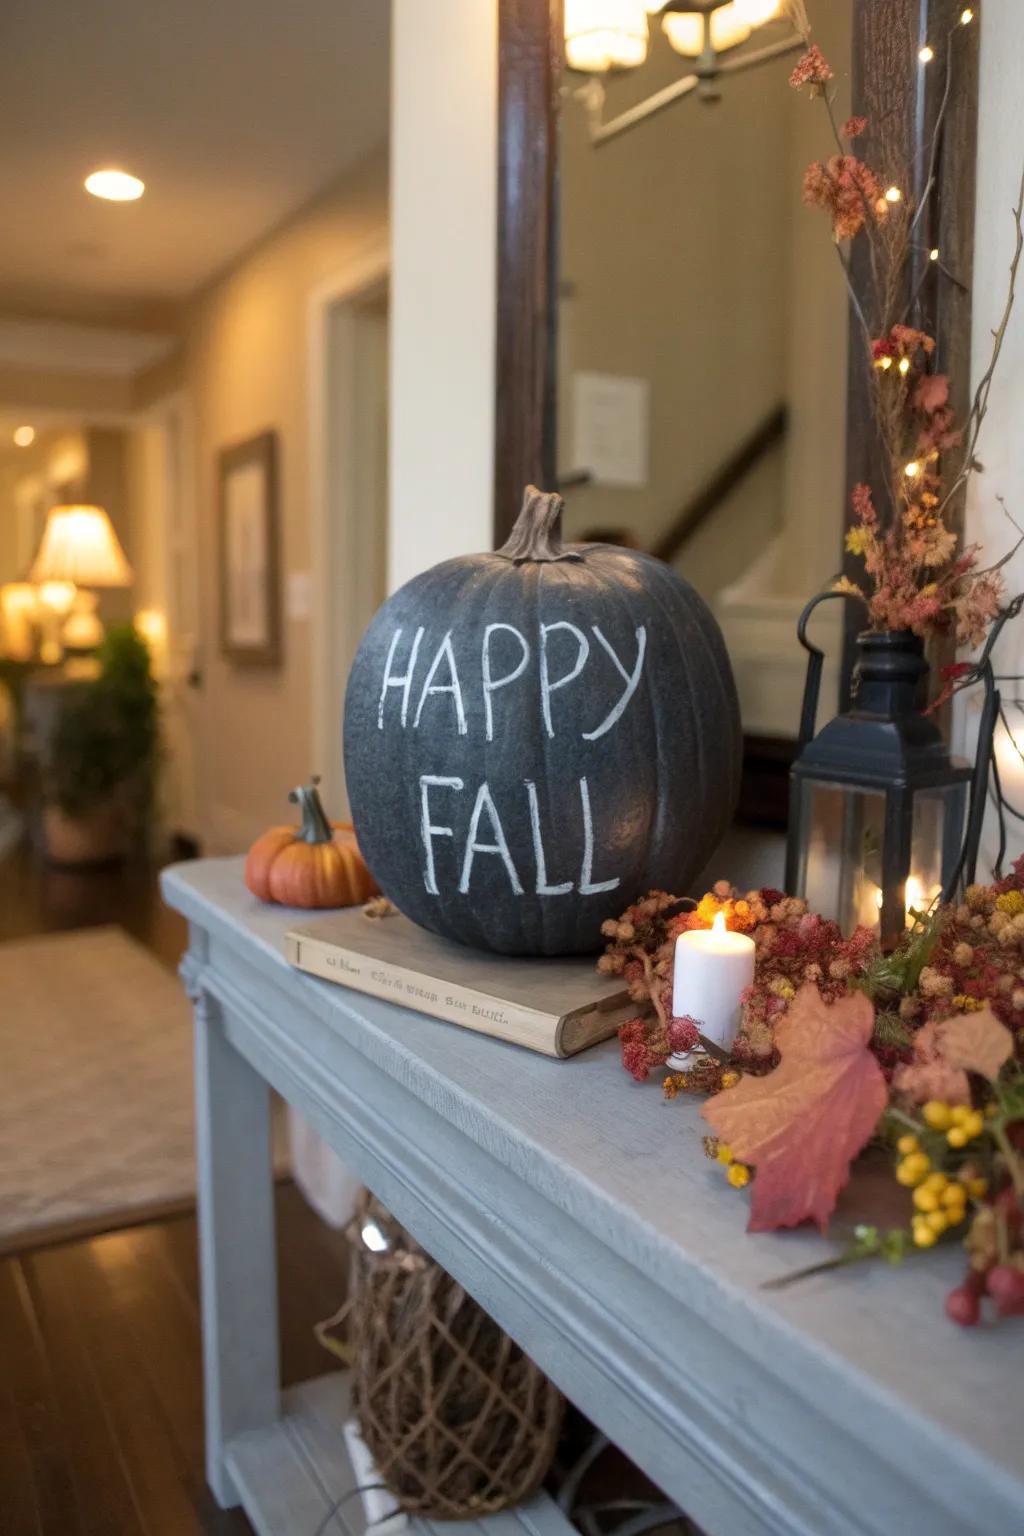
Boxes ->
[163,856,1024,1503]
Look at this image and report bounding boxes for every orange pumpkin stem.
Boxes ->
[288,779,334,845]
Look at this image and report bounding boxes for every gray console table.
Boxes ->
[163,858,1024,1536]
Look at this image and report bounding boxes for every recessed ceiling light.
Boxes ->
[13,425,35,448]
[84,168,145,202]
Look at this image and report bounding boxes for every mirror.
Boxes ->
[557,0,853,744]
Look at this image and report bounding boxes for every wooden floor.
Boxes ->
[0,842,351,1536]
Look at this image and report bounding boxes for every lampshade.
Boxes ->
[565,0,649,73]
[662,3,751,55]
[30,504,133,588]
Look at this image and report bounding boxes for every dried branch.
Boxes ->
[938,163,1024,519]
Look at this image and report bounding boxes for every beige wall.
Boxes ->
[175,144,389,852]
[389,0,497,587]
[559,4,850,607]
[0,427,88,585]
[963,7,1024,874]
[558,28,794,587]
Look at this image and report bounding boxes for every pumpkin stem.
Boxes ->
[497,485,583,565]
[288,778,334,845]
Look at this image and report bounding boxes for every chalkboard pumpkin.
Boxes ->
[343,487,741,956]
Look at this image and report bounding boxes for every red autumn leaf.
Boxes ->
[702,985,888,1233]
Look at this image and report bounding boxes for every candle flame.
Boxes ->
[712,911,727,936]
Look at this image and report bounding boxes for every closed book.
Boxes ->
[284,907,633,1058]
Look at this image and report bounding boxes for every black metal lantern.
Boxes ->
[784,595,993,946]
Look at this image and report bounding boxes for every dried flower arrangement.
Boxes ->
[787,9,1023,651]
[605,874,1024,1327]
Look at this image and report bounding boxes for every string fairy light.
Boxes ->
[905,460,920,478]
[960,7,975,24]
[899,357,912,376]
[919,44,934,63]
[930,247,940,261]
[885,185,903,203]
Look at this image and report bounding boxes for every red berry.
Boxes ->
[945,1285,982,1327]
[986,1265,1024,1317]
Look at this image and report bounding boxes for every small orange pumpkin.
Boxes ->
[245,779,379,909]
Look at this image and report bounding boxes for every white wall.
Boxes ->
[388,0,498,591]
[963,7,1024,876]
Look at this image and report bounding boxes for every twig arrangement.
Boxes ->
[788,15,1024,649]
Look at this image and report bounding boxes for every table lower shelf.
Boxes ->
[225,1372,573,1536]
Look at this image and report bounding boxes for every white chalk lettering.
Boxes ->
[524,780,573,895]
[378,626,425,729]
[540,621,589,739]
[419,775,464,894]
[578,775,619,895]
[413,631,467,735]
[482,623,530,742]
[583,626,647,741]
[458,783,523,895]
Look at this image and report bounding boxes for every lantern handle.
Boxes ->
[795,587,857,750]
[941,591,1024,895]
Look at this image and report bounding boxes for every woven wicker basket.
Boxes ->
[317,1192,564,1520]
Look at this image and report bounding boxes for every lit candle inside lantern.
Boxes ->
[670,911,755,1064]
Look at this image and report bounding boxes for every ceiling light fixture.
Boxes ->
[567,0,801,145]
[13,425,35,448]
[564,0,649,73]
[84,168,145,202]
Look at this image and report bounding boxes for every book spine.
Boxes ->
[286,934,565,1057]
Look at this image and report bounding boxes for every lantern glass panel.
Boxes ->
[797,778,968,934]
[801,781,886,935]
[908,783,968,914]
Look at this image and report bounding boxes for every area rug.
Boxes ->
[0,925,285,1254]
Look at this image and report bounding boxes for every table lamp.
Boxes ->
[29,504,133,653]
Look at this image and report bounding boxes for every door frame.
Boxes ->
[307,240,390,815]
[135,387,201,842]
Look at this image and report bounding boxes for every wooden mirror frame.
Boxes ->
[493,0,980,701]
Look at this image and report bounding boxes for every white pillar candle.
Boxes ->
[671,911,755,1056]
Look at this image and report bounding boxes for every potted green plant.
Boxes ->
[42,624,159,865]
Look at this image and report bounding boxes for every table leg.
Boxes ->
[193,983,280,1507]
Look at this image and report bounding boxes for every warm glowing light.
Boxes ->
[361,1220,388,1253]
[930,247,940,261]
[30,504,133,587]
[885,185,903,204]
[905,460,920,478]
[37,580,77,615]
[13,425,35,448]
[712,911,727,937]
[918,44,934,62]
[134,607,167,652]
[63,591,104,650]
[564,0,648,72]
[960,7,974,24]
[734,0,783,22]
[0,582,38,662]
[877,355,893,371]
[663,3,751,55]
[84,168,145,202]
[899,356,912,376]
[873,876,941,923]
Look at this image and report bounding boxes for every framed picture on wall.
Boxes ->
[218,430,281,665]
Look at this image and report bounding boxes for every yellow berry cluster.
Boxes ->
[921,1100,986,1147]
[894,1130,988,1248]
[715,1142,751,1189]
